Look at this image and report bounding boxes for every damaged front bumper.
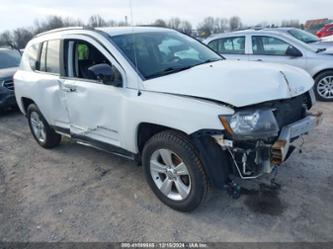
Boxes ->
[271,111,323,164]
[213,111,323,179]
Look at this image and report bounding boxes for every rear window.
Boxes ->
[208,36,245,54]
[0,50,21,69]
[25,44,40,70]
[39,40,61,74]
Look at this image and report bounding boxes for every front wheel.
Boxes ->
[142,130,208,212]
[27,104,62,149]
[314,70,333,101]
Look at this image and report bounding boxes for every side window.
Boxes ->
[26,44,40,70]
[65,40,122,85]
[39,42,47,72]
[217,37,245,54]
[208,40,218,52]
[38,40,61,74]
[46,40,61,74]
[252,36,292,56]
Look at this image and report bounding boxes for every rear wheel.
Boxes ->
[314,70,333,101]
[142,130,208,212]
[27,104,61,149]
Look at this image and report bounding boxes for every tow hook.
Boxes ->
[226,181,241,199]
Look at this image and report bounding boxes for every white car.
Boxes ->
[14,27,321,211]
[204,30,333,101]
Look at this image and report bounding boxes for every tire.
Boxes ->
[142,130,208,212]
[314,70,333,102]
[27,104,61,149]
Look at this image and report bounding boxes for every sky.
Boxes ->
[0,0,332,31]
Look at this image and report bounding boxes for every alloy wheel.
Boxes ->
[317,76,333,99]
[30,111,47,143]
[150,149,191,201]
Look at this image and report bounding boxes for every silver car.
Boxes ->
[265,27,333,49]
[204,30,333,101]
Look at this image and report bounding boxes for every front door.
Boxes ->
[249,35,307,70]
[60,38,125,147]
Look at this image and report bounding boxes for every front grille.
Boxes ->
[272,93,310,128]
[242,92,312,129]
[2,79,14,91]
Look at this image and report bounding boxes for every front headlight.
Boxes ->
[219,109,279,139]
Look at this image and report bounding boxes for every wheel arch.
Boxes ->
[136,122,187,155]
[21,97,35,115]
[313,68,333,80]
[137,122,231,190]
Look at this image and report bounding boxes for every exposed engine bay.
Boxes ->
[214,91,322,179]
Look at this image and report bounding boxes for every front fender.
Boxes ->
[121,90,234,153]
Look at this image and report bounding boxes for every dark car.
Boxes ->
[0,48,21,109]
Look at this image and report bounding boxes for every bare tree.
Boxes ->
[229,16,242,31]
[154,19,168,28]
[281,19,301,28]
[107,20,118,27]
[87,15,107,27]
[0,31,14,48]
[13,28,34,49]
[215,18,229,33]
[168,18,181,30]
[197,17,215,37]
[179,20,192,35]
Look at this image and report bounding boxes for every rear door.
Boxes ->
[33,39,70,129]
[207,36,248,61]
[249,35,307,70]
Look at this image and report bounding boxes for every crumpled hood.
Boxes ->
[143,60,314,107]
[0,67,18,80]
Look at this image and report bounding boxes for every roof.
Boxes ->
[97,26,174,36]
[204,29,290,42]
[34,26,174,38]
[265,27,294,31]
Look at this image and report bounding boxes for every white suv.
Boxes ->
[204,30,333,101]
[15,27,322,211]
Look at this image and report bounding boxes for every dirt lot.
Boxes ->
[0,103,332,242]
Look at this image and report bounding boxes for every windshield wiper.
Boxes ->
[145,58,222,79]
[196,58,222,66]
[146,66,193,79]
[316,48,327,53]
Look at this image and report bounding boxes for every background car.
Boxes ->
[0,48,21,110]
[204,30,333,101]
[317,23,333,38]
[265,27,333,49]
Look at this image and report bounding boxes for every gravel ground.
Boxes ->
[0,102,332,242]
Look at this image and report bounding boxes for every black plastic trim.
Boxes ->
[191,129,230,189]
[52,125,137,160]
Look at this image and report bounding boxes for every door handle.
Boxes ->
[256,59,263,62]
[58,80,77,93]
[63,85,77,92]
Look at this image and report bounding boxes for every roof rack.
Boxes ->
[34,26,95,38]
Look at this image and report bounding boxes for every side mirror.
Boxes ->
[88,63,121,86]
[286,46,302,57]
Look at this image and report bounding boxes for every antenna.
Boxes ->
[129,0,142,96]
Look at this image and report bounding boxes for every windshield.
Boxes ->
[0,50,21,69]
[288,29,320,44]
[111,31,222,79]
